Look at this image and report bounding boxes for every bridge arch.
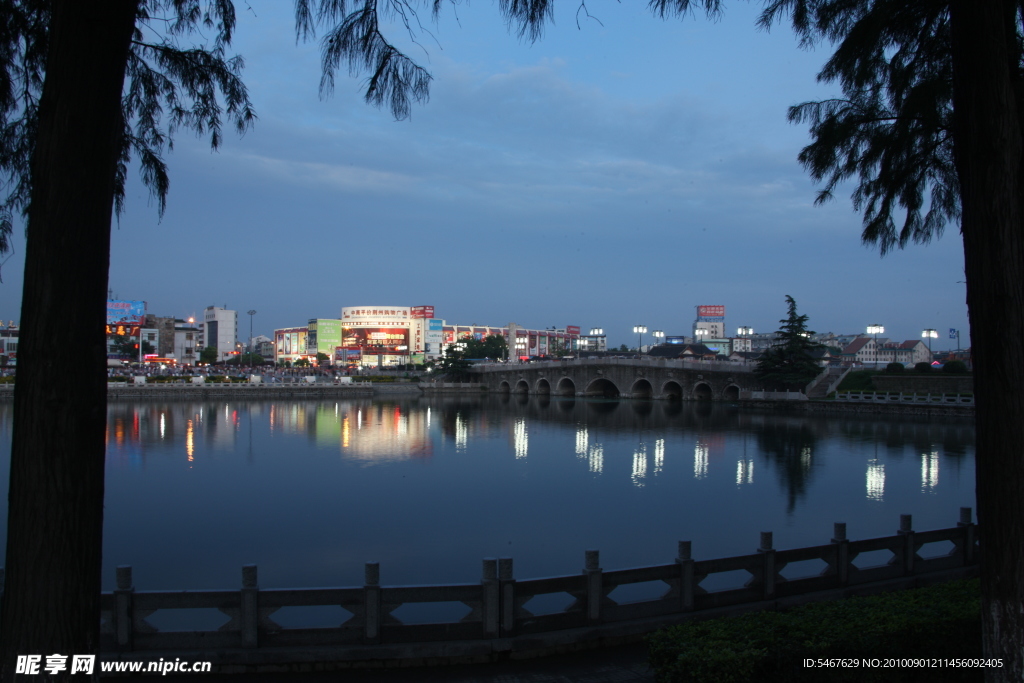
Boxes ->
[693,382,713,401]
[585,377,620,398]
[514,379,530,394]
[662,380,683,400]
[498,380,511,393]
[536,378,551,395]
[631,378,654,399]
[723,384,740,401]
[555,377,576,396]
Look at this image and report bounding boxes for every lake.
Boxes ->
[0,396,976,595]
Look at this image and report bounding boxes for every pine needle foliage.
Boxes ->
[0,0,256,257]
[755,295,823,391]
[758,0,962,255]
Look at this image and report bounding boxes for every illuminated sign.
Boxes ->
[343,327,409,353]
[411,305,435,319]
[566,325,581,335]
[107,300,145,325]
[105,325,141,337]
[697,305,726,318]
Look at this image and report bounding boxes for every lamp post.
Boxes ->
[588,328,603,355]
[247,310,257,366]
[922,328,938,359]
[867,324,884,367]
[633,325,647,353]
[737,326,753,336]
[652,330,664,347]
[695,328,709,346]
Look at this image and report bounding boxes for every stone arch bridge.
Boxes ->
[469,358,761,400]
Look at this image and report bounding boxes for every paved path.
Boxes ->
[103,643,656,682]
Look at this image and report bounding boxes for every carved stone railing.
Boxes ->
[836,391,974,405]
[77,510,979,665]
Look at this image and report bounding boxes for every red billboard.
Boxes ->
[411,306,435,319]
[566,325,581,335]
[342,327,409,354]
[697,305,726,318]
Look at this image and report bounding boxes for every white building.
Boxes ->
[203,306,238,362]
[173,320,201,365]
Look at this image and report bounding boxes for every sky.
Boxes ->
[0,1,969,350]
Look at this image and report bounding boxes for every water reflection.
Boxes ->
[0,397,975,590]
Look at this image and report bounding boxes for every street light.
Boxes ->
[247,310,257,365]
[652,330,664,347]
[867,324,884,367]
[922,328,938,357]
[633,325,647,353]
[695,328,709,345]
[737,326,754,336]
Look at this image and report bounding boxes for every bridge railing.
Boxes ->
[472,358,757,373]
[89,510,977,661]
[836,392,974,406]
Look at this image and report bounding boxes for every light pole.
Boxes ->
[695,328,709,347]
[867,324,884,367]
[633,325,647,353]
[652,330,664,347]
[922,328,937,359]
[587,328,603,355]
[247,310,257,365]
[737,326,753,336]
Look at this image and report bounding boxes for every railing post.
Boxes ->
[757,532,775,600]
[584,550,602,622]
[897,514,914,575]
[241,565,258,648]
[831,523,849,585]
[114,566,134,650]
[676,541,694,612]
[481,558,499,637]
[958,507,976,564]
[364,561,381,643]
[498,557,515,636]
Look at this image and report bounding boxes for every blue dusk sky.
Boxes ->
[0,2,969,349]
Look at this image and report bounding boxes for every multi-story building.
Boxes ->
[274,326,308,365]
[173,319,201,365]
[203,306,237,362]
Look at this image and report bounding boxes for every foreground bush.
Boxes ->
[648,579,981,683]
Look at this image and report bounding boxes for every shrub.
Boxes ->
[914,362,933,373]
[836,370,875,392]
[885,362,905,373]
[648,579,981,683]
[943,360,969,374]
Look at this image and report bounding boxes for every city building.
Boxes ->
[274,326,308,365]
[203,306,238,362]
[306,319,343,362]
[173,319,201,365]
[693,305,726,342]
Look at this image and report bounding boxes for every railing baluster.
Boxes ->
[676,541,694,611]
[241,564,258,648]
[832,522,849,585]
[498,557,515,635]
[584,549,602,622]
[364,561,381,643]
[115,565,134,650]
[758,532,775,600]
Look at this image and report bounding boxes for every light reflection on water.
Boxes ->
[0,397,976,592]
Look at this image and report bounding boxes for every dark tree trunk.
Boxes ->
[950,2,1024,681]
[0,2,138,680]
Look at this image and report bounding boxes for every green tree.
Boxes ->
[748,1,1024,674]
[109,333,154,357]
[0,3,253,670]
[316,351,330,365]
[294,358,311,368]
[755,296,823,391]
[199,346,219,365]
[462,334,507,360]
[439,343,471,376]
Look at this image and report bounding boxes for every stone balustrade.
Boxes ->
[35,509,978,668]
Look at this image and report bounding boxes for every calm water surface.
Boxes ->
[0,397,975,592]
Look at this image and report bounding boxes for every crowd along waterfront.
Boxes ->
[0,396,974,629]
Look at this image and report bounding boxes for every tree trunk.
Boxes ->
[0,2,138,681]
[950,2,1024,681]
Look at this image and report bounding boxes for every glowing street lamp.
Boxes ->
[922,328,938,356]
[695,328,709,346]
[867,324,884,366]
[633,325,647,352]
[737,326,754,336]
[652,330,665,346]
